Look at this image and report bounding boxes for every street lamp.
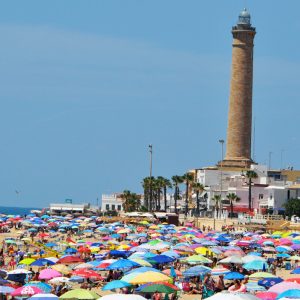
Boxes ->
[149,144,153,212]
[219,139,225,219]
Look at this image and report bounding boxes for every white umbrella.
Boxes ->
[7,269,32,274]
[218,256,243,264]
[28,294,58,300]
[49,277,70,284]
[242,255,266,263]
[99,295,147,300]
[74,262,94,269]
[205,292,260,300]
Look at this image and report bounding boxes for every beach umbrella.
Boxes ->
[52,264,71,275]
[100,295,147,300]
[291,268,300,274]
[285,278,300,284]
[69,276,85,283]
[74,263,94,270]
[149,255,174,264]
[258,278,284,288]
[277,253,290,258]
[107,259,140,270]
[0,278,9,285]
[224,272,245,280]
[59,288,100,299]
[276,289,300,299]
[269,282,300,294]
[19,258,36,265]
[183,265,211,277]
[242,255,266,263]
[246,282,267,292]
[203,292,260,300]
[49,277,70,284]
[28,294,59,300]
[56,256,84,264]
[250,272,276,279]
[72,269,102,280]
[0,286,15,294]
[31,258,55,266]
[137,282,179,293]
[211,267,230,275]
[11,286,43,297]
[39,269,62,280]
[244,261,268,271]
[162,251,180,258]
[256,292,278,300]
[102,280,131,291]
[128,271,170,284]
[25,282,52,293]
[130,258,152,267]
[218,256,243,264]
[185,254,212,264]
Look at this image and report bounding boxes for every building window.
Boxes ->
[118,205,122,211]
[106,204,109,210]
[112,205,115,210]
[259,194,264,199]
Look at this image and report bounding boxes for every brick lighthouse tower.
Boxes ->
[221,8,256,169]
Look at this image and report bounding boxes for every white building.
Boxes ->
[101,194,123,212]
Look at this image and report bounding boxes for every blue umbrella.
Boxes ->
[183,265,211,277]
[69,276,84,283]
[276,289,300,299]
[170,266,177,278]
[248,252,262,256]
[110,250,131,258]
[107,259,140,270]
[291,267,300,274]
[30,258,55,266]
[224,272,245,280]
[45,243,57,248]
[0,286,15,294]
[102,280,131,291]
[25,282,52,293]
[149,255,174,264]
[28,294,58,300]
[162,251,180,258]
[258,277,283,288]
[277,253,290,258]
[246,282,266,292]
[65,248,77,254]
[243,260,268,270]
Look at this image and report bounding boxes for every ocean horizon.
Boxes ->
[0,206,41,216]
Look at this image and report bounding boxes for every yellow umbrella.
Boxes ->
[194,247,213,255]
[249,272,276,278]
[21,238,31,242]
[19,258,35,265]
[139,221,149,225]
[129,271,170,284]
[52,264,71,275]
[117,244,130,250]
[149,225,159,229]
[118,229,131,234]
[130,258,152,267]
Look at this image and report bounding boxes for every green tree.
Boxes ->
[284,198,300,218]
[245,170,258,210]
[192,182,205,216]
[172,175,183,214]
[212,194,221,219]
[120,190,141,212]
[182,172,194,216]
[226,193,241,218]
[142,177,151,210]
[161,177,172,212]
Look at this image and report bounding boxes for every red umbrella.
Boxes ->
[256,292,278,300]
[285,278,300,284]
[57,256,84,264]
[11,286,43,297]
[73,269,103,280]
[38,233,49,238]
[78,247,91,253]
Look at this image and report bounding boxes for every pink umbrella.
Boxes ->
[256,292,278,300]
[269,282,300,294]
[11,286,43,297]
[39,269,62,280]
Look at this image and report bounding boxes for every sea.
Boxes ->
[0,206,40,216]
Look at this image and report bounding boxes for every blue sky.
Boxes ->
[0,1,300,208]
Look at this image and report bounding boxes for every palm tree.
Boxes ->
[120,190,141,212]
[161,177,172,212]
[226,193,241,218]
[212,194,221,219]
[192,182,205,216]
[142,177,151,210]
[156,176,166,211]
[182,172,194,217]
[245,170,258,210]
[172,175,183,214]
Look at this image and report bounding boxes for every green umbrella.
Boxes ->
[138,282,179,294]
[59,289,100,299]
